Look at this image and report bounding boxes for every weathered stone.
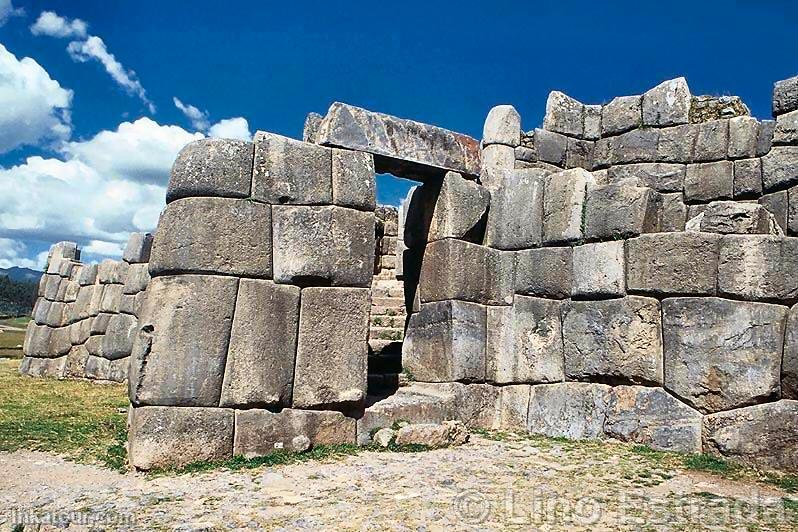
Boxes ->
[759,189,788,232]
[98,284,123,314]
[128,406,234,470]
[584,184,661,240]
[484,169,544,250]
[718,235,798,301]
[394,421,469,448]
[658,193,687,232]
[543,91,584,137]
[611,128,659,164]
[694,120,730,162]
[515,246,572,299]
[527,383,611,440]
[68,319,91,346]
[419,239,514,306]
[23,323,52,358]
[774,109,798,145]
[662,297,785,413]
[373,428,396,448]
[43,274,60,301]
[121,263,149,296]
[50,241,79,261]
[303,112,323,143]
[757,120,775,156]
[483,105,521,146]
[762,146,798,191]
[316,102,480,180]
[533,128,567,166]
[486,296,564,385]
[607,163,684,192]
[542,168,593,244]
[697,201,780,235]
[77,263,97,286]
[572,241,625,297]
[167,138,253,202]
[403,300,486,382]
[773,75,798,116]
[498,385,531,431]
[293,287,369,409]
[272,205,374,287]
[583,105,602,141]
[63,345,90,378]
[642,78,691,127]
[427,172,489,241]
[122,232,153,264]
[63,281,79,303]
[690,95,750,123]
[704,400,798,472]
[783,304,798,399]
[97,259,127,284]
[592,137,612,168]
[19,356,66,378]
[684,161,733,201]
[727,116,759,159]
[417,383,501,430]
[790,187,798,236]
[564,137,593,169]
[626,233,721,295]
[84,355,128,382]
[234,409,355,458]
[657,124,697,163]
[479,144,515,188]
[563,296,663,385]
[514,145,536,163]
[604,386,702,453]
[733,158,763,198]
[220,280,299,408]
[100,313,137,360]
[252,132,331,204]
[601,95,642,136]
[331,148,376,210]
[130,275,238,407]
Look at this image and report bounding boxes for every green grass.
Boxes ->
[683,453,737,474]
[0,358,129,470]
[0,317,28,358]
[0,316,30,328]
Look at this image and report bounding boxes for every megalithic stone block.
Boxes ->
[762,146,798,191]
[526,382,611,440]
[427,171,490,242]
[331,148,376,210]
[149,197,272,278]
[773,75,798,116]
[130,274,238,407]
[220,279,300,408]
[684,161,734,202]
[583,184,662,240]
[484,168,545,250]
[641,77,691,127]
[515,246,572,299]
[658,192,687,232]
[774,110,798,145]
[479,144,515,189]
[123,263,150,295]
[784,304,798,399]
[572,241,626,297]
[543,91,585,138]
[542,168,594,244]
[303,112,323,143]
[316,102,481,181]
[403,300,487,383]
[601,95,642,136]
[483,105,521,147]
[760,189,788,233]
[272,205,375,287]
[727,116,759,158]
[733,158,763,198]
[293,287,369,409]
[694,120,730,162]
[252,132,332,204]
[657,124,697,163]
[606,163,684,193]
[611,128,660,165]
[717,235,798,301]
[697,201,780,235]
[167,138,253,203]
[101,313,138,360]
[122,232,154,264]
[662,297,785,413]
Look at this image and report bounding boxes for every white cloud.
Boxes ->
[0,44,73,154]
[30,11,87,38]
[83,239,124,257]
[174,97,210,131]
[0,239,42,270]
[208,117,252,141]
[0,0,24,27]
[67,36,155,113]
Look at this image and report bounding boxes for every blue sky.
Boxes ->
[0,0,796,269]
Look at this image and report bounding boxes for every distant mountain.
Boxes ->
[0,266,42,284]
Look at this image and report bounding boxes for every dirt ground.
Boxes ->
[2,434,796,531]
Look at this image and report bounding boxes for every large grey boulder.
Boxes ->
[601,95,642,136]
[149,197,272,278]
[316,102,480,180]
[542,168,593,244]
[733,158,763,198]
[760,189,789,233]
[123,263,150,295]
[607,163,684,192]
[533,128,568,166]
[515,246,572,299]
[562,296,663,385]
[662,297,785,413]
[774,109,798,145]
[657,124,697,163]
[658,192,687,232]
[572,241,625,297]
[757,120,775,156]
[611,128,659,164]
[497,385,531,431]
[484,168,545,250]
[696,201,781,235]
[252,132,332,204]
[543,91,584,137]
[331,148,376,210]
[101,313,137,360]
[220,280,300,408]
[233,409,356,458]
[583,184,661,240]
[684,161,733,201]
[272,205,374,288]
[584,105,601,140]
[166,138,253,203]
[128,406,234,470]
[604,386,702,453]
[427,171,490,241]
[479,144,515,188]
[483,105,521,146]
[122,233,153,263]
[403,300,487,382]
[727,116,759,158]
[303,112,323,143]
[761,146,798,191]
[565,137,594,169]
[642,78,691,127]
[394,421,469,448]
[693,120,730,162]
[292,287,369,409]
[784,304,798,399]
[773,75,798,116]
[703,400,798,472]
[130,275,238,407]
[717,235,798,301]
[626,233,721,295]
[486,296,564,384]
[527,383,611,440]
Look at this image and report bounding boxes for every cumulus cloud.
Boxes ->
[174,97,210,131]
[0,0,24,27]
[0,44,73,154]
[208,117,252,141]
[0,239,44,270]
[30,10,87,38]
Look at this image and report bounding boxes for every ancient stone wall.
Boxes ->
[20,234,152,382]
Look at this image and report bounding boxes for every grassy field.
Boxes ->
[0,316,31,328]
[0,358,129,470]
[0,315,29,358]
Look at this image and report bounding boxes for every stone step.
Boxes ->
[371,285,405,299]
[371,297,405,309]
[370,315,404,328]
[373,269,398,280]
[369,306,406,318]
[369,327,404,341]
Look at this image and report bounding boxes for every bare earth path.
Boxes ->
[1,436,796,531]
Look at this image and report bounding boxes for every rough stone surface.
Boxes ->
[642,78,691,127]
[704,400,798,472]
[149,197,272,278]
[562,296,663,385]
[484,168,545,250]
[331,148,376,210]
[774,109,798,145]
[479,144,515,188]
[293,287,370,409]
[584,184,661,240]
[565,137,594,169]
[773,75,798,116]
[757,120,775,156]
[727,116,759,159]
[373,428,396,448]
[697,201,780,235]
[483,105,521,146]
[527,383,611,440]
[762,146,798,191]
[394,421,469,448]
[100,313,137,360]
[122,233,153,264]
[604,386,702,453]
[611,129,659,164]
[717,235,798,301]
[690,95,750,123]
[542,168,593,244]
[601,95,642,136]
[403,300,486,383]
[272,205,374,287]
[316,102,480,180]
[607,163,684,192]
[583,105,601,141]
[657,124,697,163]
[497,385,531,431]
[303,112,323,143]
[733,158,763,198]
[694,120,730,162]
[427,172,490,241]
[759,189,788,232]
[515,246,572,299]
[486,297,564,384]
[658,192,687,232]
[543,91,584,137]
[572,241,625,297]
[166,138,253,202]
[662,297,785,413]
[128,406,234,470]
[220,280,300,408]
[783,304,798,399]
[252,132,332,204]
[684,161,733,201]
[626,233,721,295]
[130,275,238,407]
[533,128,568,166]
